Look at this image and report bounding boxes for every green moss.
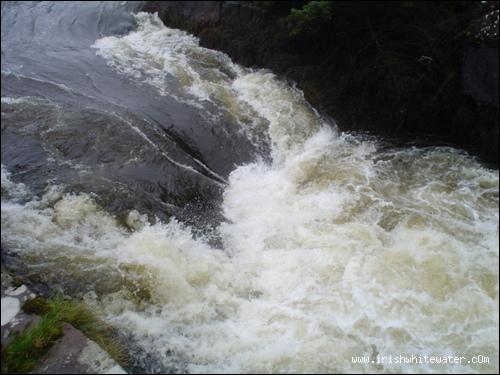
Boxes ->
[288,1,333,35]
[1,298,126,374]
[21,297,49,315]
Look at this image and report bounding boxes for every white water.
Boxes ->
[2,12,499,373]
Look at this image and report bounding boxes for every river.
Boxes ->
[1,2,499,373]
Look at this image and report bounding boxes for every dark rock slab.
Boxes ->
[463,42,499,105]
[143,1,499,167]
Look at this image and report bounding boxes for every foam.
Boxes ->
[2,10,499,374]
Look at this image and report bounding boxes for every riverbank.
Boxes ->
[143,1,499,167]
[1,263,127,374]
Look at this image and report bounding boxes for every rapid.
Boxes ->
[1,3,498,373]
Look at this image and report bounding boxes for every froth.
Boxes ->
[2,8,499,374]
[91,12,328,154]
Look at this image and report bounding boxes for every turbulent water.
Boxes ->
[1,2,499,374]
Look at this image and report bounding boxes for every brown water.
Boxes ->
[1,5,499,374]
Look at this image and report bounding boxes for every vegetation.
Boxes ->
[1,297,125,374]
[287,1,333,35]
[147,0,499,162]
[20,297,49,315]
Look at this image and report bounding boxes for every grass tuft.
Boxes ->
[1,297,126,374]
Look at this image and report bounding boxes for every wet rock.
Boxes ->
[143,1,499,167]
[1,297,20,327]
[31,323,126,374]
[1,262,126,374]
[1,273,39,347]
[462,41,499,105]
[1,309,40,346]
